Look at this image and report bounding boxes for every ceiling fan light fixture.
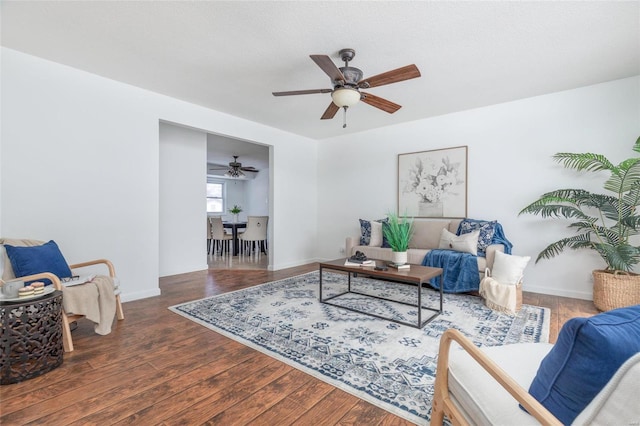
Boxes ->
[224,168,245,178]
[331,88,360,107]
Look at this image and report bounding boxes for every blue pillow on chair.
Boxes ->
[528,304,640,424]
[4,240,72,285]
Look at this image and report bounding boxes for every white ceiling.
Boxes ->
[2,1,639,141]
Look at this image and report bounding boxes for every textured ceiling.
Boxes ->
[2,1,639,141]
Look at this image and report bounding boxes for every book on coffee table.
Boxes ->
[344,259,375,267]
[388,263,410,270]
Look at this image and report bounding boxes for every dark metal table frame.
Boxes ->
[223,222,247,256]
[319,259,443,329]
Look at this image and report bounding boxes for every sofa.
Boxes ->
[345,218,507,278]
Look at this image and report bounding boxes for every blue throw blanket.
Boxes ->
[423,219,513,293]
[491,223,513,255]
[422,250,480,293]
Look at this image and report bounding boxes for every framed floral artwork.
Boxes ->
[398,146,468,218]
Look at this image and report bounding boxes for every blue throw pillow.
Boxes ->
[528,304,640,424]
[457,218,497,256]
[4,240,72,285]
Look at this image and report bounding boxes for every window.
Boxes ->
[207,182,224,214]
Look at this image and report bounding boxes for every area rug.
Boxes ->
[169,271,549,424]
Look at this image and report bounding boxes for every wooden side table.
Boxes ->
[0,290,64,385]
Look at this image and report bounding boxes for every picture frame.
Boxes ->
[398,146,468,218]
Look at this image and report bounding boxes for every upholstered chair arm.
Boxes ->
[345,236,359,257]
[69,259,116,278]
[431,329,561,426]
[484,244,505,270]
[14,272,63,291]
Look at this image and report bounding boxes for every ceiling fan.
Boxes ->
[272,48,421,127]
[208,156,259,178]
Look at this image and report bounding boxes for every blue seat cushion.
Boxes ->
[4,240,72,285]
[528,304,640,424]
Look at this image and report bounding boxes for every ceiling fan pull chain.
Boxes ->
[343,106,348,128]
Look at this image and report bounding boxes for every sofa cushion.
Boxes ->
[409,220,451,249]
[491,251,530,285]
[528,305,640,424]
[438,229,479,255]
[457,218,497,256]
[4,240,72,285]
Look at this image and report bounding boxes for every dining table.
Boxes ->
[223,221,247,256]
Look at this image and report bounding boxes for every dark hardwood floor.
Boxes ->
[0,263,598,425]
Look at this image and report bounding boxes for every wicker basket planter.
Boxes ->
[593,269,640,311]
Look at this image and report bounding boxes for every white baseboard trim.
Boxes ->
[522,283,593,301]
[121,288,161,302]
[270,258,322,271]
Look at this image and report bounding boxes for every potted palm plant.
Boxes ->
[383,212,414,265]
[519,136,640,311]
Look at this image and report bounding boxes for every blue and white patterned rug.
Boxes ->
[169,271,549,424]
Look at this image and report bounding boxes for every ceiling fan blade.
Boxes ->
[360,92,402,114]
[239,167,259,172]
[358,64,421,88]
[310,55,346,83]
[321,102,340,120]
[208,163,229,170]
[272,89,332,96]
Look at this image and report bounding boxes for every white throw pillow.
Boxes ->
[491,251,531,285]
[369,221,383,247]
[438,229,479,255]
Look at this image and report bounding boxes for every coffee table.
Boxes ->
[319,258,444,328]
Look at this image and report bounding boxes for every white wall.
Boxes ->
[159,123,207,276]
[246,163,270,217]
[318,76,640,300]
[1,48,319,301]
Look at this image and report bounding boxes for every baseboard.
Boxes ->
[523,283,593,301]
[121,288,161,302]
[270,257,322,271]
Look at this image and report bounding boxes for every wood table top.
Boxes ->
[319,258,442,285]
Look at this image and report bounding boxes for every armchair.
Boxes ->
[1,238,124,352]
[431,305,640,425]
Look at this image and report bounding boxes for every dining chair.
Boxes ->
[206,217,213,254]
[210,217,233,255]
[238,216,268,255]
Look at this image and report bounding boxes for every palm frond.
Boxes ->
[520,203,591,220]
[622,184,640,209]
[604,159,640,193]
[594,243,640,272]
[620,215,640,231]
[553,152,614,172]
[535,234,594,263]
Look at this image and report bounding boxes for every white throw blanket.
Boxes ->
[62,275,116,335]
[479,276,518,316]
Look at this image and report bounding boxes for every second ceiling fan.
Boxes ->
[272,48,421,127]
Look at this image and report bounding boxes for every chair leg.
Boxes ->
[116,295,125,320]
[207,238,212,254]
[62,313,74,352]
